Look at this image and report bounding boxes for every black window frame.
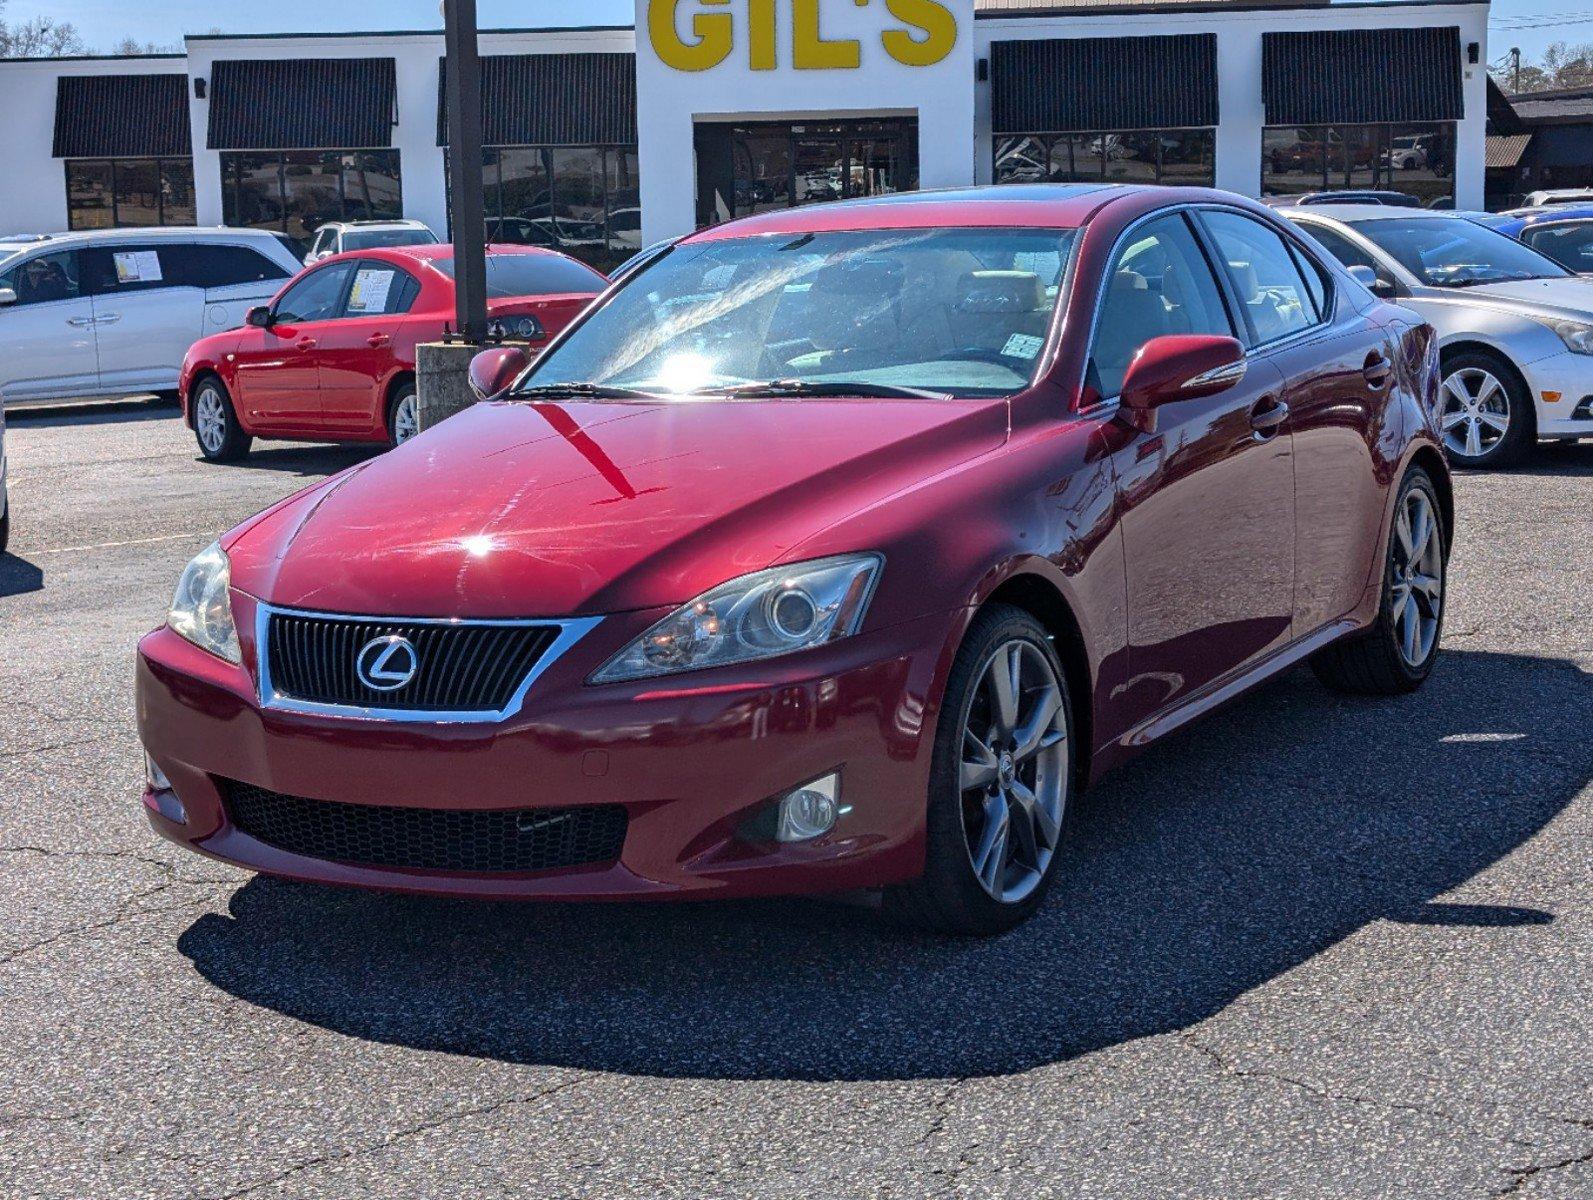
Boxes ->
[65,157,196,230]
[1260,121,1457,204]
[221,149,404,239]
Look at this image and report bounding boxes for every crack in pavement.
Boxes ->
[1493,1145,1593,1196]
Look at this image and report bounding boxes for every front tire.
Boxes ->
[885,605,1075,936]
[1438,352,1534,468]
[387,381,419,447]
[192,377,252,463]
[1311,467,1447,695]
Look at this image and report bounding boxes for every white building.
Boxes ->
[0,0,1492,269]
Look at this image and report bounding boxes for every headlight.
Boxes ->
[168,541,241,664]
[1538,316,1593,355]
[590,554,882,683]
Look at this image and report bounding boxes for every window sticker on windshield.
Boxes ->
[347,268,394,314]
[1001,333,1045,360]
[113,250,162,285]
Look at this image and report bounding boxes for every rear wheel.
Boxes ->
[885,605,1074,936]
[192,377,251,463]
[1438,351,1534,468]
[387,381,419,447]
[1312,467,1446,695]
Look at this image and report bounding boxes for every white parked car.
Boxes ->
[0,228,302,406]
[1286,205,1593,466]
[303,219,438,264]
[1520,188,1593,208]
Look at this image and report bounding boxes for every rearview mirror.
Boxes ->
[1120,335,1247,417]
[468,345,534,402]
[246,306,272,328]
[0,286,16,307]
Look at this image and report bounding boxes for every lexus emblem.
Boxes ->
[356,635,419,692]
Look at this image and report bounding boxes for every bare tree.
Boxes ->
[0,2,88,58]
[1493,40,1593,95]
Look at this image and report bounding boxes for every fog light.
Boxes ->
[776,772,841,843]
[144,753,172,793]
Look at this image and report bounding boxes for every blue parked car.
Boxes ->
[1492,205,1593,274]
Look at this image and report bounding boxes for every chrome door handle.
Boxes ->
[96,313,121,324]
[367,334,390,348]
[1249,397,1290,439]
[67,316,94,327]
[295,338,317,351]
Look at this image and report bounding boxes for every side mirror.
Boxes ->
[0,286,16,307]
[1347,264,1398,298]
[246,306,272,329]
[1120,335,1247,415]
[468,345,533,402]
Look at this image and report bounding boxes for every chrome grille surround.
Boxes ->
[254,601,601,723]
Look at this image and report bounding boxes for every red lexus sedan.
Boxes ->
[138,185,1451,935]
[178,244,607,460]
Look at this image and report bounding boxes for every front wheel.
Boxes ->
[885,605,1075,936]
[1438,352,1534,468]
[387,382,419,447]
[1311,467,1447,695]
[192,378,252,463]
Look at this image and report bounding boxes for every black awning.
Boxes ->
[990,35,1217,133]
[53,74,191,159]
[437,53,637,147]
[207,58,396,151]
[1262,27,1463,126]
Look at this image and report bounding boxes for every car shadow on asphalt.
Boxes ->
[216,443,383,480]
[0,552,44,598]
[177,648,1590,1082]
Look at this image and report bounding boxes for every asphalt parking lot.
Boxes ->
[1,402,1588,1199]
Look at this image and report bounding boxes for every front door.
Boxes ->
[231,261,354,433]
[0,250,99,401]
[1093,211,1297,731]
[314,260,420,435]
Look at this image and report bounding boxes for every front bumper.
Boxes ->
[1522,350,1593,439]
[135,600,958,901]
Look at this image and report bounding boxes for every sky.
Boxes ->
[11,0,1593,66]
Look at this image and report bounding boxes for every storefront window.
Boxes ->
[222,150,403,247]
[1262,123,1455,206]
[65,159,197,230]
[995,130,1216,188]
[462,145,642,274]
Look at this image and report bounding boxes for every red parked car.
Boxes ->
[178,244,607,460]
[138,185,1450,934]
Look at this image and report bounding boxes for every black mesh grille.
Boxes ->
[226,781,628,874]
[266,613,559,714]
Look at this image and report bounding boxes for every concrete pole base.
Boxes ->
[416,342,483,432]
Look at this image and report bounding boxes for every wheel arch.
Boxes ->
[184,368,226,430]
[1406,444,1454,554]
[384,369,417,416]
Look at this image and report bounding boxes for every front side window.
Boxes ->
[0,250,82,306]
[1089,213,1234,399]
[273,263,354,324]
[995,130,1215,188]
[1297,222,1379,273]
[525,228,1077,400]
[1200,210,1319,346]
[1520,222,1593,274]
[1348,217,1570,288]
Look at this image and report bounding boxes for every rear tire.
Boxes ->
[884,605,1076,936]
[1311,466,1447,695]
[387,381,419,447]
[1438,351,1534,469]
[192,377,252,463]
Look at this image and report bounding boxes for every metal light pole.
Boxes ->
[443,0,488,343]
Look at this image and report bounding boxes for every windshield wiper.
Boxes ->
[700,379,951,400]
[513,383,660,400]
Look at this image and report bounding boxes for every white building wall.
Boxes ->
[975,3,1492,210]
[0,55,185,236]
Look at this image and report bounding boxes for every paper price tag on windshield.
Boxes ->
[348,268,394,314]
[1001,333,1045,360]
[113,250,163,285]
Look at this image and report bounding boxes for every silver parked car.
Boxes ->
[1285,205,1593,466]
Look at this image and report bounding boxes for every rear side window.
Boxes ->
[274,262,354,324]
[434,253,607,297]
[81,245,174,295]
[179,244,292,288]
[1521,222,1593,273]
[1088,213,1235,399]
[344,262,421,317]
[1199,211,1319,347]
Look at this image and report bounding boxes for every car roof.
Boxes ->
[1514,203,1593,225]
[322,219,431,231]
[681,183,1187,242]
[321,243,581,266]
[1284,205,1461,224]
[1,226,287,246]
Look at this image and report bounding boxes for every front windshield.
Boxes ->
[343,229,438,251]
[1349,217,1571,287]
[522,227,1077,399]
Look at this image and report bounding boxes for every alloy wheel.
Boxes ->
[195,388,227,455]
[1389,487,1444,669]
[959,638,1069,904]
[1439,367,1510,461]
[393,394,420,444]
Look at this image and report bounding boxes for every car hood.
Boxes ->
[225,395,1007,618]
[1451,276,1593,320]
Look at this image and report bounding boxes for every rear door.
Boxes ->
[0,249,98,401]
[177,242,295,338]
[315,260,423,435]
[230,261,354,432]
[83,242,204,394]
